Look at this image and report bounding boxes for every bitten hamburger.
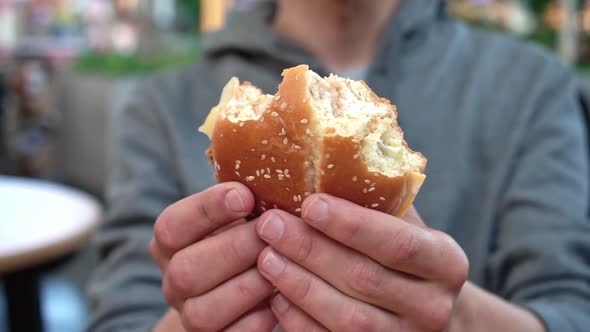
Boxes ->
[200,65,426,217]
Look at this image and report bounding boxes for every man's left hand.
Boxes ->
[255,194,469,331]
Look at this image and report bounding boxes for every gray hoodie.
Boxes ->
[87,1,590,331]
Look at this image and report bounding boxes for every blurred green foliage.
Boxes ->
[74,44,200,76]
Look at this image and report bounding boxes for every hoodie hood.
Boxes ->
[201,0,447,72]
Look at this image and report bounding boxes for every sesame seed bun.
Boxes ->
[199,65,426,217]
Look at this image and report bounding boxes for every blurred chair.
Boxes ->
[52,69,139,198]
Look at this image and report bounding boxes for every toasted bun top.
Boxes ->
[200,65,426,217]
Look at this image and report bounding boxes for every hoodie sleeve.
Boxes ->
[486,65,590,331]
[86,79,182,332]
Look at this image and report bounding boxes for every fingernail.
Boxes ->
[259,213,284,241]
[225,188,245,212]
[261,250,286,277]
[303,197,328,224]
[272,294,289,314]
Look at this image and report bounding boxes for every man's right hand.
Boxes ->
[150,183,277,331]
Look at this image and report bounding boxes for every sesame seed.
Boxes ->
[232,129,238,133]
[274,95,281,101]
[261,201,267,206]
[304,161,311,167]
[235,172,240,176]
[239,122,245,127]
[353,154,360,160]
[283,138,289,145]
[278,175,285,181]
[320,170,326,175]
[280,102,288,111]
[246,176,255,182]
[271,112,279,118]
[300,118,309,124]
[306,128,312,136]
[371,182,376,187]
[295,208,302,213]
[279,128,286,136]
[284,169,290,175]
[264,174,271,179]
[236,160,241,164]
[276,169,283,174]
[325,154,331,159]
[260,117,265,123]
[298,195,302,202]
[256,170,261,177]
[251,148,256,152]
[364,179,371,184]
[327,164,334,169]
[260,169,265,175]
[363,188,368,194]
[293,195,298,202]
[285,174,291,179]
[267,168,271,174]
[352,176,358,182]
[261,206,267,212]
[371,203,380,208]
[380,197,386,201]
[352,138,360,144]
[261,154,266,160]
[261,140,268,145]
[271,157,276,163]
[285,188,290,192]
[294,145,302,150]
[374,173,380,177]
[235,164,240,170]
[368,187,376,192]
[304,192,311,196]
[220,133,224,137]
[302,97,308,103]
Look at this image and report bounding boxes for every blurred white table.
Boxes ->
[0,175,101,332]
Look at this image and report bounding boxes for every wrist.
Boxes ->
[449,282,546,332]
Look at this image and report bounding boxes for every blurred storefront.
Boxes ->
[0,0,200,195]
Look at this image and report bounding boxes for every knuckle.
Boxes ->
[436,231,469,289]
[149,239,160,262]
[220,235,247,267]
[346,257,384,298]
[166,254,195,296]
[345,305,376,332]
[198,198,219,228]
[342,219,363,244]
[294,233,314,263]
[425,297,453,332]
[162,275,177,307]
[383,227,421,267]
[235,279,261,299]
[290,273,314,303]
[154,206,177,251]
[182,299,215,332]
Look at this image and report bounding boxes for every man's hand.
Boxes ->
[255,194,469,331]
[150,183,277,331]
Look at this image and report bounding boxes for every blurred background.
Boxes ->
[0,0,588,331]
